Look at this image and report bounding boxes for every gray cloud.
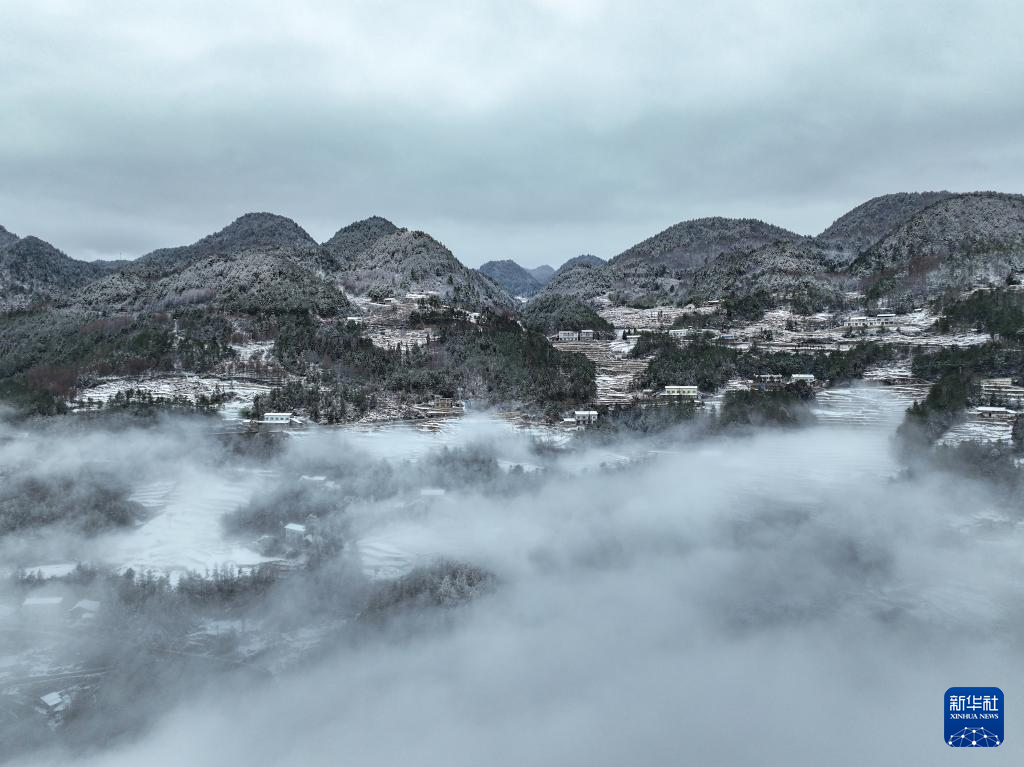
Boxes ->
[2,0,1023,265]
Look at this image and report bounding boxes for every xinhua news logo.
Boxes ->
[945,687,1004,748]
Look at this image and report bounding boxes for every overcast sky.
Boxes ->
[2,0,1022,266]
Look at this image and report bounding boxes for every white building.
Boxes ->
[662,385,699,398]
[262,412,292,424]
[751,374,785,391]
[574,410,599,425]
[70,599,100,622]
[977,406,1017,420]
[558,330,580,341]
[284,523,307,547]
[789,373,816,384]
[579,329,595,341]
[38,691,71,718]
[846,314,899,329]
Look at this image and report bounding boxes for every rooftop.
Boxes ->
[23,596,64,607]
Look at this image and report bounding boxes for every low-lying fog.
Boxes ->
[2,389,1021,765]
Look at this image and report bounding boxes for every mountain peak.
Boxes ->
[7,235,64,259]
[817,191,954,260]
[207,212,317,251]
[324,215,399,244]
[611,217,802,274]
[555,254,605,275]
[0,225,19,249]
[130,212,318,278]
[478,259,543,297]
[322,215,401,266]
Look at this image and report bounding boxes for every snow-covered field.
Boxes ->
[93,468,279,577]
[939,411,1017,446]
[596,304,693,329]
[72,375,274,421]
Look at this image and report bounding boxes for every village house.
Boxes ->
[345,316,365,325]
[579,329,595,341]
[284,523,307,547]
[558,330,580,341]
[662,385,700,399]
[977,406,1017,420]
[668,329,689,338]
[255,412,305,431]
[37,691,71,720]
[789,373,816,384]
[70,599,100,622]
[846,313,899,329]
[574,410,599,425]
[751,374,785,391]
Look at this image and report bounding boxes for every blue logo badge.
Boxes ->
[945,687,1003,747]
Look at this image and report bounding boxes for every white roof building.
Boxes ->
[574,410,599,424]
[977,406,1017,418]
[663,385,699,397]
[40,692,69,711]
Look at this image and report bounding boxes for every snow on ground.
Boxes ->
[94,469,279,577]
[939,410,1017,447]
[861,361,915,382]
[72,375,273,422]
[16,563,78,579]
[723,306,991,351]
[812,384,925,429]
[364,325,431,350]
[551,339,648,404]
[596,304,692,330]
[229,341,275,363]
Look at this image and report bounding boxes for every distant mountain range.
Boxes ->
[0,232,114,312]
[2,213,518,316]
[477,256,598,297]
[536,191,1024,307]
[4,190,1024,318]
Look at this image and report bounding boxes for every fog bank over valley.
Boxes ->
[1,394,1021,765]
